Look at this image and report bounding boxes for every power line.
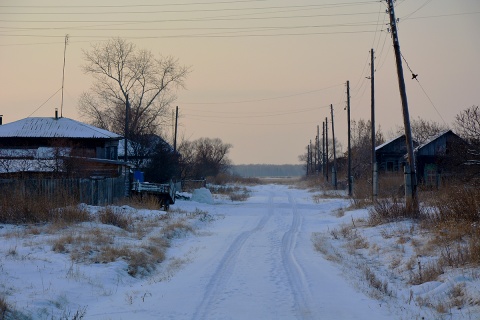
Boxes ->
[402,0,434,20]
[0,21,383,32]
[183,116,319,126]
[179,84,344,105]
[0,11,381,24]
[184,105,330,119]
[0,2,379,15]
[0,1,377,9]
[400,52,448,126]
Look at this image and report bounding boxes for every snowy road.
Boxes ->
[86,184,393,319]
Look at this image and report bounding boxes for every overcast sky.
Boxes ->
[1,0,479,164]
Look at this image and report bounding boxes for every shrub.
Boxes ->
[430,186,479,223]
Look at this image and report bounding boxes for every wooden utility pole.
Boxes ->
[325,117,329,182]
[307,143,311,176]
[386,0,417,212]
[124,94,130,196]
[322,122,326,177]
[330,104,337,189]
[124,94,130,163]
[346,81,352,196]
[174,106,179,153]
[371,49,378,201]
[317,125,320,175]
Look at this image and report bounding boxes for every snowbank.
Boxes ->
[191,187,214,204]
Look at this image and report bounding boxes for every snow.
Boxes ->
[191,187,214,205]
[0,117,121,139]
[1,184,479,319]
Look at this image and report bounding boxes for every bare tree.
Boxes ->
[455,106,480,145]
[79,38,190,139]
[454,106,480,175]
[350,119,384,180]
[395,117,448,145]
[177,138,232,180]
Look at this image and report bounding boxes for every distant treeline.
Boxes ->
[231,164,304,178]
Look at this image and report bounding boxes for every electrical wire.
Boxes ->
[0,2,380,15]
[400,52,448,126]
[0,1,378,9]
[179,84,344,105]
[0,11,381,24]
[28,88,62,117]
[401,0,433,20]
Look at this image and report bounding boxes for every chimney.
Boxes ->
[55,108,58,120]
[0,115,2,125]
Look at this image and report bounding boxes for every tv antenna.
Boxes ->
[60,34,69,118]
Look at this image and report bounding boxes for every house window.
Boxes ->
[387,161,394,172]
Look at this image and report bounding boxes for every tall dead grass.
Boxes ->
[422,185,480,268]
[369,182,480,270]
[98,206,132,230]
[0,184,90,224]
[117,194,161,210]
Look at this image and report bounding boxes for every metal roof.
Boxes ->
[0,117,122,139]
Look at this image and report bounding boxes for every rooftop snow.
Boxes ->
[0,117,122,139]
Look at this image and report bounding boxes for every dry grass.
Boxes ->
[0,187,91,226]
[0,183,81,224]
[367,197,423,226]
[210,172,261,186]
[0,296,8,320]
[421,184,480,268]
[209,185,251,201]
[364,266,392,298]
[98,206,133,230]
[409,260,444,285]
[351,178,372,209]
[162,220,194,240]
[49,219,183,277]
[117,194,162,210]
[378,173,404,198]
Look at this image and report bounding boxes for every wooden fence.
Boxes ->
[0,177,126,206]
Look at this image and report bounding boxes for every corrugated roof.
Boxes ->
[375,134,405,151]
[414,129,452,152]
[0,117,122,139]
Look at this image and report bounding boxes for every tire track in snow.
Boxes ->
[192,192,274,320]
[282,191,314,320]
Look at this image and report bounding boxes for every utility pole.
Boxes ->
[174,106,179,153]
[346,81,352,196]
[124,94,130,163]
[386,0,417,212]
[124,94,130,196]
[371,49,378,201]
[60,34,69,117]
[316,125,320,175]
[330,104,337,189]
[322,122,326,178]
[307,143,310,176]
[325,117,329,182]
[314,135,317,175]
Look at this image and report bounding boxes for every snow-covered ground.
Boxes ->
[1,184,479,319]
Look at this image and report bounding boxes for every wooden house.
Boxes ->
[375,134,418,173]
[0,114,126,178]
[414,130,467,185]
